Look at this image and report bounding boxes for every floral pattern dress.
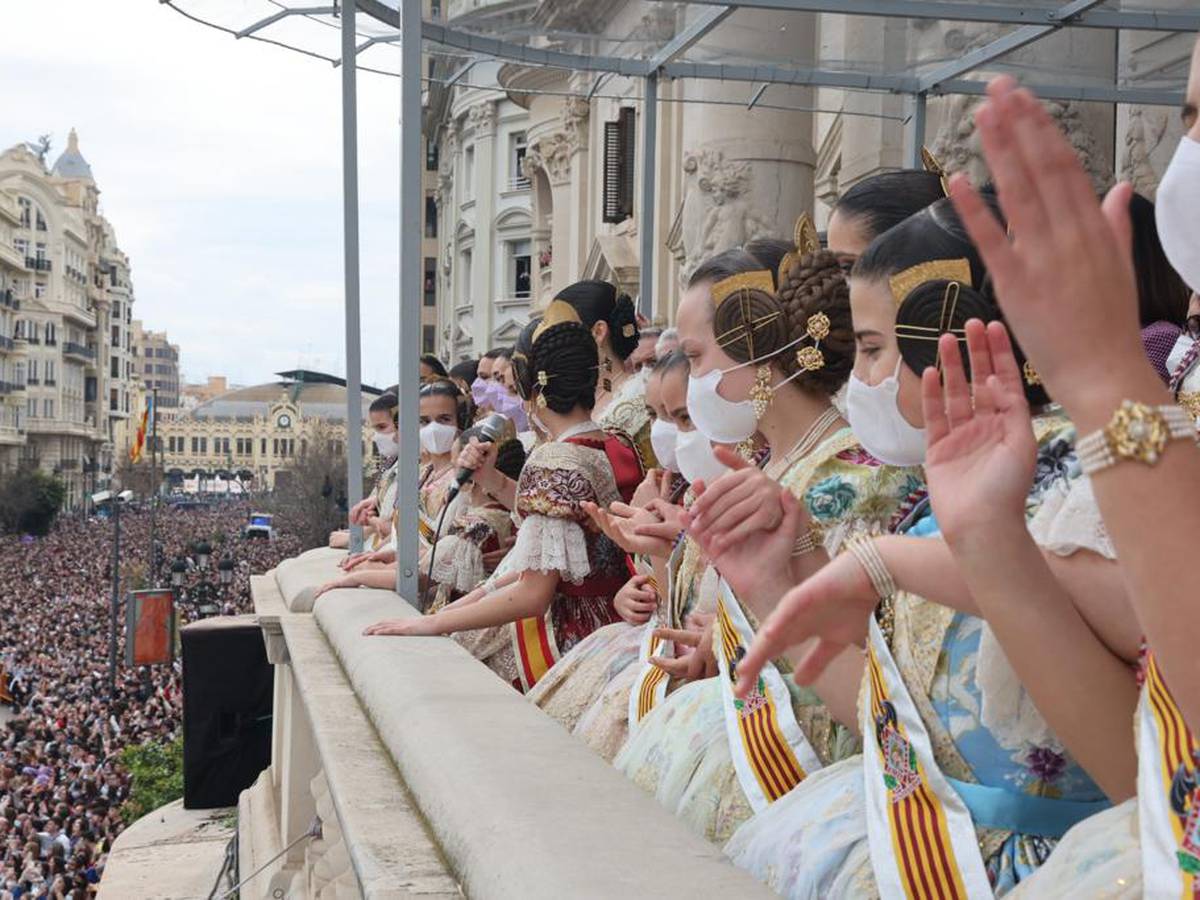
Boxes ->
[725,415,1107,898]
[614,430,923,844]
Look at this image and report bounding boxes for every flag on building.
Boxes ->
[130,395,154,463]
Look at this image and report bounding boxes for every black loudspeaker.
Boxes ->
[182,615,273,809]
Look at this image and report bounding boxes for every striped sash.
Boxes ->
[863,617,992,899]
[628,539,688,732]
[513,611,560,693]
[714,580,822,811]
[1138,653,1200,898]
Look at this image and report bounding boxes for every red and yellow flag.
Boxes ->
[130,396,153,463]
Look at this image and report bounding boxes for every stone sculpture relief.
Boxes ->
[523,132,573,185]
[1121,105,1176,199]
[678,149,773,285]
[466,101,497,136]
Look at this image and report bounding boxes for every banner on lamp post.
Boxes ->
[125,588,176,666]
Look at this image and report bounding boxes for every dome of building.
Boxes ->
[50,128,94,181]
[187,370,381,422]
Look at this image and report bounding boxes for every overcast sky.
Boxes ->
[1,1,404,388]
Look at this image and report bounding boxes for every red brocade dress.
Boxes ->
[506,428,642,692]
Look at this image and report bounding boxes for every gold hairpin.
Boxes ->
[532,300,583,343]
[711,270,780,362]
[622,323,636,338]
[793,311,832,373]
[887,258,972,306]
[1023,361,1041,386]
[922,147,951,197]
[777,213,821,284]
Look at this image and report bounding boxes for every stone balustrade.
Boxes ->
[241,546,775,899]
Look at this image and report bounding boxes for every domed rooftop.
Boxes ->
[50,129,94,181]
[188,370,383,422]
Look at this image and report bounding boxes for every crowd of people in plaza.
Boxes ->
[307,39,1200,898]
[0,503,299,898]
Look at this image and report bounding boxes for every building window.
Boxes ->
[425,138,439,171]
[509,239,532,298]
[44,361,55,384]
[111,357,119,378]
[510,132,528,189]
[423,324,436,353]
[26,398,36,419]
[14,239,28,259]
[27,359,37,383]
[35,210,46,232]
[144,363,152,374]
[111,325,120,344]
[424,257,437,307]
[261,438,267,455]
[110,388,119,412]
[17,198,30,229]
[425,195,438,238]
[34,283,46,300]
[463,145,475,199]
[460,249,472,302]
[43,399,53,419]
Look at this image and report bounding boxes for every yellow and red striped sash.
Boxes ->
[714,582,821,810]
[628,543,688,732]
[1138,653,1200,899]
[862,618,991,899]
[513,611,559,693]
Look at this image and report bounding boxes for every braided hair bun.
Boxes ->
[516,320,600,414]
[493,438,527,481]
[897,281,1050,407]
[553,279,640,360]
[712,250,854,398]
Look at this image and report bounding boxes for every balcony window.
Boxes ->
[463,146,474,200]
[510,133,529,190]
[509,240,532,299]
[425,195,438,239]
[423,324,436,353]
[425,138,439,171]
[424,257,437,307]
[42,399,53,419]
[35,211,46,232]
[17,198,30,229]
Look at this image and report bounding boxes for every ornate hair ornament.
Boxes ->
[1023,361,1042,387]
[534,370,553,408]
[777,213,821,286]
[795,311,830,374]
[711,270,780,362]
[532,300,583,343]
[887,258,972,306]
[921,147,951,198]
[894,281,966,372]
[622,323,636,338]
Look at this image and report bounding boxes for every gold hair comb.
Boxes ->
[777,213,821,284]
[532,300,583,343]
[887,258,972,306]
[710,270,776,307]
[922,147,951,197]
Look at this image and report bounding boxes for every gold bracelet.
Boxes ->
[1077,400,1195,475]
[791,525,823,558]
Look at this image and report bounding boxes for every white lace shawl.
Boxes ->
[503,513,591,584]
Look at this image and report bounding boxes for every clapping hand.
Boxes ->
[922,321,1037,546]
[582,500,681,559]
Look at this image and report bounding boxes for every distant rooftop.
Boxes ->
[185,370,381,422]
[50,128,93,181]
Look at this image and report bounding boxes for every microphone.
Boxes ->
[445,412,515,502]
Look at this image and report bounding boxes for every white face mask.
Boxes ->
[372,431,399,458]
[845,357,927,466]
[1167,332,1196,379]
[419,421,458,455]
[674,427,730,485]
[687,369,759,444]
[1156,135,1200,293]
[649,419,680,473]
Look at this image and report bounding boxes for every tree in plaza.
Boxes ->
[114,456,156,498]
[0,465,66,536]
[264,423,353,550]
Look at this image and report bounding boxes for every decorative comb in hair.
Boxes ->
[531,300,583,343]
[887,258,972,307]
[777,213,822,285]
[921,147,951,198]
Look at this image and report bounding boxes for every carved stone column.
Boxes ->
[467,101,498,353]
[676,8,819,286]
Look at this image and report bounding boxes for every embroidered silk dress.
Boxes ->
[614,430,923,844]
[725,416,1111,898]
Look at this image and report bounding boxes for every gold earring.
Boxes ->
[536,393,548,409]
[750,365,773,420]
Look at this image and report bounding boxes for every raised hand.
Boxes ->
[732,548,877,697]
[684,448,783,555]
[948,76,1145,420]
[582,500,680,559]
[921,320,1037,544]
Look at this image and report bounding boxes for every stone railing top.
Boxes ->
[305,584,775,900]
[272,546,346,613]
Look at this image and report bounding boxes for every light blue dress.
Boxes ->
[726,416,1110,897]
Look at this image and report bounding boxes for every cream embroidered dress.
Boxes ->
[614,430,922,844]
[725,416,1112,898]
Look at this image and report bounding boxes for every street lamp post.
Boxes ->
[172,542,231,619]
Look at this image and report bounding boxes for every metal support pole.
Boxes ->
[109,496,121,697]
[638,73,659,320]
[149,388,158,587]
[903,92,927,170]
[341,0,366,554]
[396,0,422,602]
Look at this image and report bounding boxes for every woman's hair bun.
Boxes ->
[608,292,640,360]
[520,321,600,414]
[776,250,855,397]
[896,280,1050,407]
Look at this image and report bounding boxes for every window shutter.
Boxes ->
[603,107,636,224]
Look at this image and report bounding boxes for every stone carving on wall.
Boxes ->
[523,133,573,185]
[467,101,497,136]
[1121,106,1174,199]
[560,96,591,155]
[678,149,772,285]
[929,94,1114,192]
